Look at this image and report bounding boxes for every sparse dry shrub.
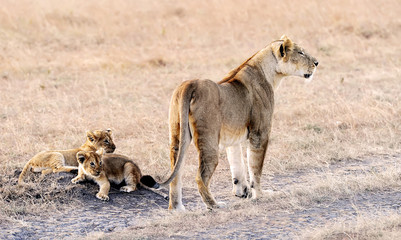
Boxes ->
[0,170,83,219]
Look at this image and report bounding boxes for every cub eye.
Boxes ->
[99,161,102,166]
[104,139,109,145]
[90,162,95,167]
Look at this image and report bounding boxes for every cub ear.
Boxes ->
[279,35,294,60]
[86,131,95,142]
[105,128,112,135]
[96,148,104,157]
[76,152,86,164]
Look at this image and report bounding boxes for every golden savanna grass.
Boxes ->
[1,0,401,238]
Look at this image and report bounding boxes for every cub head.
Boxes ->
[86,128,116,153]
[76,149,104,177]
[274,35,319,81]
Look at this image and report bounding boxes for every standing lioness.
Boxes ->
[159,35,318,210]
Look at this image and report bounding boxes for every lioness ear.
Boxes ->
[77,152,86,164]
[96,148,104,157]
[279,35,294,60]
[105,128,112,135]
[86,131,95,142]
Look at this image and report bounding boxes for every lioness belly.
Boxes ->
[219,125,248,149]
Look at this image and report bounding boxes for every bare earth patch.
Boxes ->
[2,154,401,239]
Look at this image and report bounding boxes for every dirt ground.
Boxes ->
[1,0,401,239]
[2,153,401,239]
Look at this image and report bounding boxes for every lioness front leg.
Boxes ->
[226,144,249,198]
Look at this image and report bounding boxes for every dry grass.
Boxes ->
[1,0,401,238]
[304,212,401,240]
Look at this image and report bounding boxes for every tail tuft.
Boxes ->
[140,175,159,188]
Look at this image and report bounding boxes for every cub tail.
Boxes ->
[140,175,160,189]
[139,175,168,201]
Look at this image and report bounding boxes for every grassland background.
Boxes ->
[0,0,401,239]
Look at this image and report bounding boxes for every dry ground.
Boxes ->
[1,0,401,239]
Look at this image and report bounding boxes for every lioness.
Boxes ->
[159,35,318,210]
[72,151,166,201]
[18,129,116,185]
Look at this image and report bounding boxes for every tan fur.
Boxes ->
[72,152,162,201]
[160,35,318,210]
[18,129,116,185]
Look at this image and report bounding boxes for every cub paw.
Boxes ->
[96,193,109,201]
[120,186,135,192]
[71,177,82,184]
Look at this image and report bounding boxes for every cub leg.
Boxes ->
[53,166,78,173]
[38,168,53,181]
[120,162,139,192]
[71,167,86,184]
[96,177,111,201]
[226,144,249,198]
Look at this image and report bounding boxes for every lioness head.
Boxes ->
[76,149,103,177]
[274,35,318,81]
[86,128,116,153]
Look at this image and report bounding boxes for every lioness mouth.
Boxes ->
[304,74,311,78]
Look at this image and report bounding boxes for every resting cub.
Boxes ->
[72,151,163,201]
[18,129,116,185]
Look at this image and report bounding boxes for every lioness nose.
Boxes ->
[314,61,319,67]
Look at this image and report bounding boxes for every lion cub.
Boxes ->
[72,151,163,201]
[18,129,116,185]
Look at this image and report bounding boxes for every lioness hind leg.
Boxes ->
[196,150,219,209]
[192,126,220,209]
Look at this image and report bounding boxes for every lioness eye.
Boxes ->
[299,51,305,56]
[104,139,109,145]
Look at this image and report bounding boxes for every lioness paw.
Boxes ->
[216,201,227,208]
[96,193,109,201]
